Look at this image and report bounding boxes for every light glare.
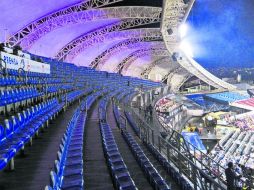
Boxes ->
[179,23,188,38]
[180,41,194,58]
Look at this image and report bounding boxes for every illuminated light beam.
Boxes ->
[90,35,166,69]
[114,48,170,74]
[57,23,164,61]
[9,6,162,50]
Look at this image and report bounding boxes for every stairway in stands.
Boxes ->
[83,101,114,190]
[115,104,181,190]
[126,122,180,190]
[107,103,153,190]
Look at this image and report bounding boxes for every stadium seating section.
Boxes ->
[210,130,254,171]
[2,48,201,190]
[230,112,254,131]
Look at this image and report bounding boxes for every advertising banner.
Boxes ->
[0,51,50,74]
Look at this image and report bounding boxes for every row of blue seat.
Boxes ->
[0,75,68,86]
[0,87,88,171]
[46,90,103,190]
[45,84,74,94]
[121,131,171,190]
[63,89,92,104]
[0,87,43,106]
[146,143,193,190]
[26,77,62,85]
[113,102,171,190]
[0,98,63,170]
[125,110,193,190]
[99,97,137,190]
[7,69,50,78]
[0,75,21,86]
[48,105,86,190]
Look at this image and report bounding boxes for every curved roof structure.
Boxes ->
[1,0,250,91]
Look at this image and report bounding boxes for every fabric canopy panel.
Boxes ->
[0,0,82,42]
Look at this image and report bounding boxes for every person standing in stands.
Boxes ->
[148,104,153,119]
[206,146,210,154]
[225,162,242,190]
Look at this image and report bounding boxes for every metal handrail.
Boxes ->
[122,90,229,190]
[130,106,227,189]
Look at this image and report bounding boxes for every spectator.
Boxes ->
[235,164,242,175]
[148,104,153,117]
[195,127,199,133]
[225,162,242,190]
[206,146,210,154]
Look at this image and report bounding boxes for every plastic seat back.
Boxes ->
[26,109,32,120]
[54,160,64,177]
[31,107,35,116]
[0,125,5,143]
[50,171,59,189]
[22,111,28,122]
[18,113,25,126]
[11,116,19,131]
[4,90,10,103]
[4,119,13,138]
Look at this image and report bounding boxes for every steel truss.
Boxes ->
[160,66,192,91]
[8,0,124,48]
[121,51,168,75]
[115,47,170,74]
[58,25,162,61]
[161,0,236,90]
[176,73,193,90]
[9,6,162,50]
[170,69,193,91]
[140,57,172,77]
[93,41,158,70]
[90,33,163,69]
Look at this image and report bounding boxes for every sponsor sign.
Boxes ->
[0,51,50,74]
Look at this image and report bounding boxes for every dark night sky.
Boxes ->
[186,0,254,69]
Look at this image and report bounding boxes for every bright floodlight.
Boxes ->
[180,41,193,58]
[179,23,188,38]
